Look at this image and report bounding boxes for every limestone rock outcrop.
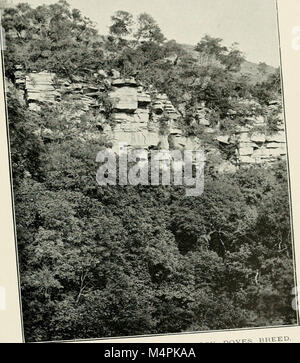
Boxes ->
[25,72,59,110]
[12,67,287,170]
[109,78,138,112]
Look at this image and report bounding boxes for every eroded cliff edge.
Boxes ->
[9,67,287,173]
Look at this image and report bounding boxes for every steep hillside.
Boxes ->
[240,60,276,83]
[2,1,295,342]
[180,43,276,83]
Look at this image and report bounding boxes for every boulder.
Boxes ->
[138,92,151,105]
[111,69,121,79]
[112,78,137,87]
[130,132,149,148]
[279,146,286,155]
[268,148,285,157]
[236,126,251,133]
[250,133,266,143]
[82,86,99,94]
[239,147,253,156]
[169,127,182,135]
[120,123,148,133]
[252,147,269,158]
[266,142,285,149]
[199,118,210,126]
[26,72,58,103]
[239,141,256,148]
[205,127,216,134]
[134,109,150,123]
[146,132,161,147]
[218,161,237,174]
[217,135,230,144]
[111,131,133,148]
[28,103,41,112]
[97,69,108,78]
[109,86,138,112]
[238,132,252,143]
[112,113,135,124]
[164,100,177,114]
[156,94,169,101]
[239,156,256,164]
[266,132,286,143]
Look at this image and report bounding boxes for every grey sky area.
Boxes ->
[16,0,280,67]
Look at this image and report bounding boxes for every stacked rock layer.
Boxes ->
[12,69,287,169]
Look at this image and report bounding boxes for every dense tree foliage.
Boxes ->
[3,1,104,79]
[109,10,134,39]
[4,1,295,342]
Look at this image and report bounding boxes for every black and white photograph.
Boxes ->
[0,0,298,342]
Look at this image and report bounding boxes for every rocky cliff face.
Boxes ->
[13,68,201,152]
[216,103,287,167]
[12,68,287,171]
[105,78,201,154]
